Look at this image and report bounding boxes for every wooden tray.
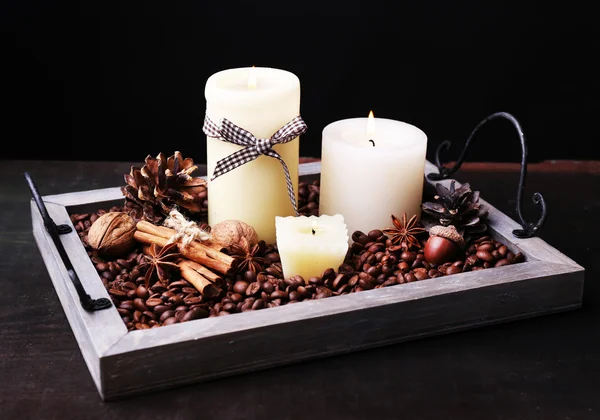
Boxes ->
[30,160,585,401]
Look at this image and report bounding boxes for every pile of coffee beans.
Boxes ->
[70,179,524,331]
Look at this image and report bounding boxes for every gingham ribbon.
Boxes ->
[203,113,307,215]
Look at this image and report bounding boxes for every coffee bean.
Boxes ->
[368,229,383,241]
[222,302,237,312]
[95,262,108,272]
[145,298,163,308]
[366,265,381,278]
[133,298,148,312]
[150,284,168,294]
[163,317,179,325]
[338,263,354,275]
[265,266,282,278]
[159,310,176,322]
[175,310,188,321]
[166,295,183,306]
[413,268,429,281]
[397,261,410,272]
[252,299,265,310]
[396,272,405,283]
[476,250,495,263]
[351,242,364,254]
[117,308,130,316]
[153,304,170,314]
[116,259,132,270]
[241,298,255,312]
[332,273,348,289]
[182,287,197,294]
[400,251,416,265]
[182,307,209,322]
[368,243,385,253]
[495,258,512,267]
[143,310,156,321]
[243,271,257,283]
[288,290,303,301]
[382,278,397,287]
[405,273,417,282]
[465,255,479,266]
[514,252,524,263]
[233,281,249,295]
[255,273,267,283]
[258,281,273,294]
[477,243,495,252]
[352,231,370,245]
[183,296,202,306]
[498,245,508,257]
[321,268,336,283]
[169,280,190,288]
[230,293,244,303]
[446,265,461,275]
[271,290,289,300]
[265,252,280,263]
[119,300,135,311]
[246,282,261,297]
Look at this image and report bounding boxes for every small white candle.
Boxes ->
[276,214,349,282]
[319,112,427,237]
[205,66,301,244]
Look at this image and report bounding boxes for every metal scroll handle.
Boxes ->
[25,172,112,312]
[426,112,547,238]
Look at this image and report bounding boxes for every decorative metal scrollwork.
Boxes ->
[427,112,547,238]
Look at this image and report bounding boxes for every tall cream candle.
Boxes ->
[319,112,428,238]
[204,67,301,244]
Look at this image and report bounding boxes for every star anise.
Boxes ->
[228,238,266,274]
[382,213,426,250]
[138,242,181,288]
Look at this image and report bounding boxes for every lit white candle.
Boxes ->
[205,67,301,244]
[276,214,349,282]
[319,111,427,237]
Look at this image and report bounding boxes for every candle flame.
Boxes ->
[367,110,376,139]
[248,66,257,89]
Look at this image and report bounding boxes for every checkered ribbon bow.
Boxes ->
[203,114,308,215]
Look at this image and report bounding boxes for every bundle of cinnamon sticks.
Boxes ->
[134,221,237,299]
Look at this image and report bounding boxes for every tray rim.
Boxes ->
[31,160,585,400]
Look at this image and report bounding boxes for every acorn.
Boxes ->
[423,225,466,266]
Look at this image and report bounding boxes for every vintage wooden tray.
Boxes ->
[30,160,585,401]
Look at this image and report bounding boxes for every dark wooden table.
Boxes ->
[1,159,599,420]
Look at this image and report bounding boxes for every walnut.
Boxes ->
[87,212,137,258]
[209,220,258,250]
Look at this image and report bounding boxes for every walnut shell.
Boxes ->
[87,212,137,258]
[209,220,258,249]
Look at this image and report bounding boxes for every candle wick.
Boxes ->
[312,228,315,235]
[369,139,375,147]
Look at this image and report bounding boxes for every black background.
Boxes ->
[2,1,599,164]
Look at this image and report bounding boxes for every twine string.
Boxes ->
[163,209,211,248]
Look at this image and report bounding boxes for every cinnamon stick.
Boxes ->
[137,221,233,263]
[178,260,223,299]
[134,230,236,275]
